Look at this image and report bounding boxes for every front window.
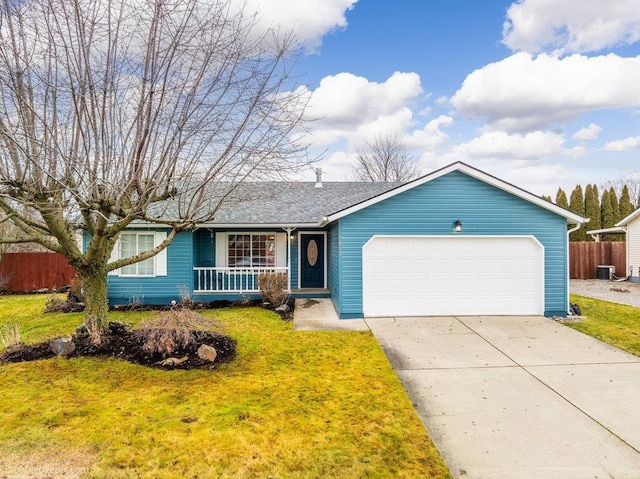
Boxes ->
[120,233,155,276]
[228,234,275,267]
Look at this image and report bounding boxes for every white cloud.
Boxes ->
[493,162,574,195]
[246,0,358,51]
[418,154,573,197]
[604,135,640,151]
[503,0,640,54]
[406,115,453,150]
[448,130,569,161]
[451,52,640,131]
[573,123,602,141]
[317,150,358,181]
[300,71,423,147]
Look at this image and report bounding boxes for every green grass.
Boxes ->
[568,294,640,356]
[0,295,451,478]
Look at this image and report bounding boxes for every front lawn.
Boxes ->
[568,294,640,356]
[0,295,450,478]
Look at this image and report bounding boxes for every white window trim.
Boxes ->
[219,232,286,268]
[111,231,168,278]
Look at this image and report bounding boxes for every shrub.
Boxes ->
[176,284,193,307]
[134,309,223,357]
[44,295,68,313]
[0,321,21,350]
[258,272,289,307]
[43,293,85,313]
[68,275,84,303]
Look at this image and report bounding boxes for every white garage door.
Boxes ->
[362,236,544,316]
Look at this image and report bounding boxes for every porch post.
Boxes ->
[283,227,295,292]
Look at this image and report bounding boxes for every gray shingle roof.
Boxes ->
[207,181,401,225]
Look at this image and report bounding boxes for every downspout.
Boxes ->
[566,222,582,315]
[623,226,629,277]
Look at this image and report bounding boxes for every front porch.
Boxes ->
[193,266,288,293]
[193,267,330,298]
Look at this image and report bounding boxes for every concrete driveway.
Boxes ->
[366,316,640,479]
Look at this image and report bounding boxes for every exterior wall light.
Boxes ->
[453,219,462,233]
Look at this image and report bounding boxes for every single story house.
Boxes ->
[588,207,640,282]
[103,162,586,317]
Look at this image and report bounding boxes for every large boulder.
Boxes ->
[275,303,290,314]
[50,337,76,357]
[197,344,217,363]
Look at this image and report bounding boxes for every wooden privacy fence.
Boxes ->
[570,242,626,280]
[0,252,76,292]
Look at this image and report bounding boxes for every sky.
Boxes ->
[252,0,640,197]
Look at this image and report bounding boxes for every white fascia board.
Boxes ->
[616,207,640,227]
[195,223,317,229]
[124,222,317,229]
[586,226,626,235]
[117,222,170,229]
[325,161,588,225]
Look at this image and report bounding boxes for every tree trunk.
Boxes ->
[80,271,110,344]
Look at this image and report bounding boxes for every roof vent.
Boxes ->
[314,168,323,188]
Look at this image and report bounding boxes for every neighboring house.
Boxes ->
[588,208,640,282]
[102,162,585,318]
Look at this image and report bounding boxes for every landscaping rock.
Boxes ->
[76,324,89,337]
[50,337,76,357]
[275,304,290,314]
[197,344,217,363]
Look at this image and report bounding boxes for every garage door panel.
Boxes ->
[363,236,543,317]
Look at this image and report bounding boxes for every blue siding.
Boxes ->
[337,171,569,317]
[327,222,341,314]
[107,230,193,305]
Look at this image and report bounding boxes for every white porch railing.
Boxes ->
[193,267,288,293]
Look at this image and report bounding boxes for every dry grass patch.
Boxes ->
[0,446,97,479]
[0,295,450,478]
[568,294,640,356]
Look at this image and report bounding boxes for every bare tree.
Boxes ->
[601,172,640,208]
[0,214,12,261]
[0,0,309,341]
[352,133,421,182]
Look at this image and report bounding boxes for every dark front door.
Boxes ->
[301,234,325,288]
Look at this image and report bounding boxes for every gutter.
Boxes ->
[566,221,584,315]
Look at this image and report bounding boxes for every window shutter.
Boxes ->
[108,238,120,276]
[155,231,168,276]
[276,233,287,268]
[215,232,227,267]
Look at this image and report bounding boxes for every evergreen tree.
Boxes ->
[555,188,569,209]
[541,195,552,202]
[584,184,601,239]
[600,189,614,230]
[609,187,620,224]
[619,184,634,219]
[569,185,587,241]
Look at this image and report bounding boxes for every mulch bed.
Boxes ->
[0,298,294,369]
[1,321,237,370]
[109,297,295,321]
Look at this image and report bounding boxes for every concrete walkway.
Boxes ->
[293,298,368,331]
[367,316,640,479]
